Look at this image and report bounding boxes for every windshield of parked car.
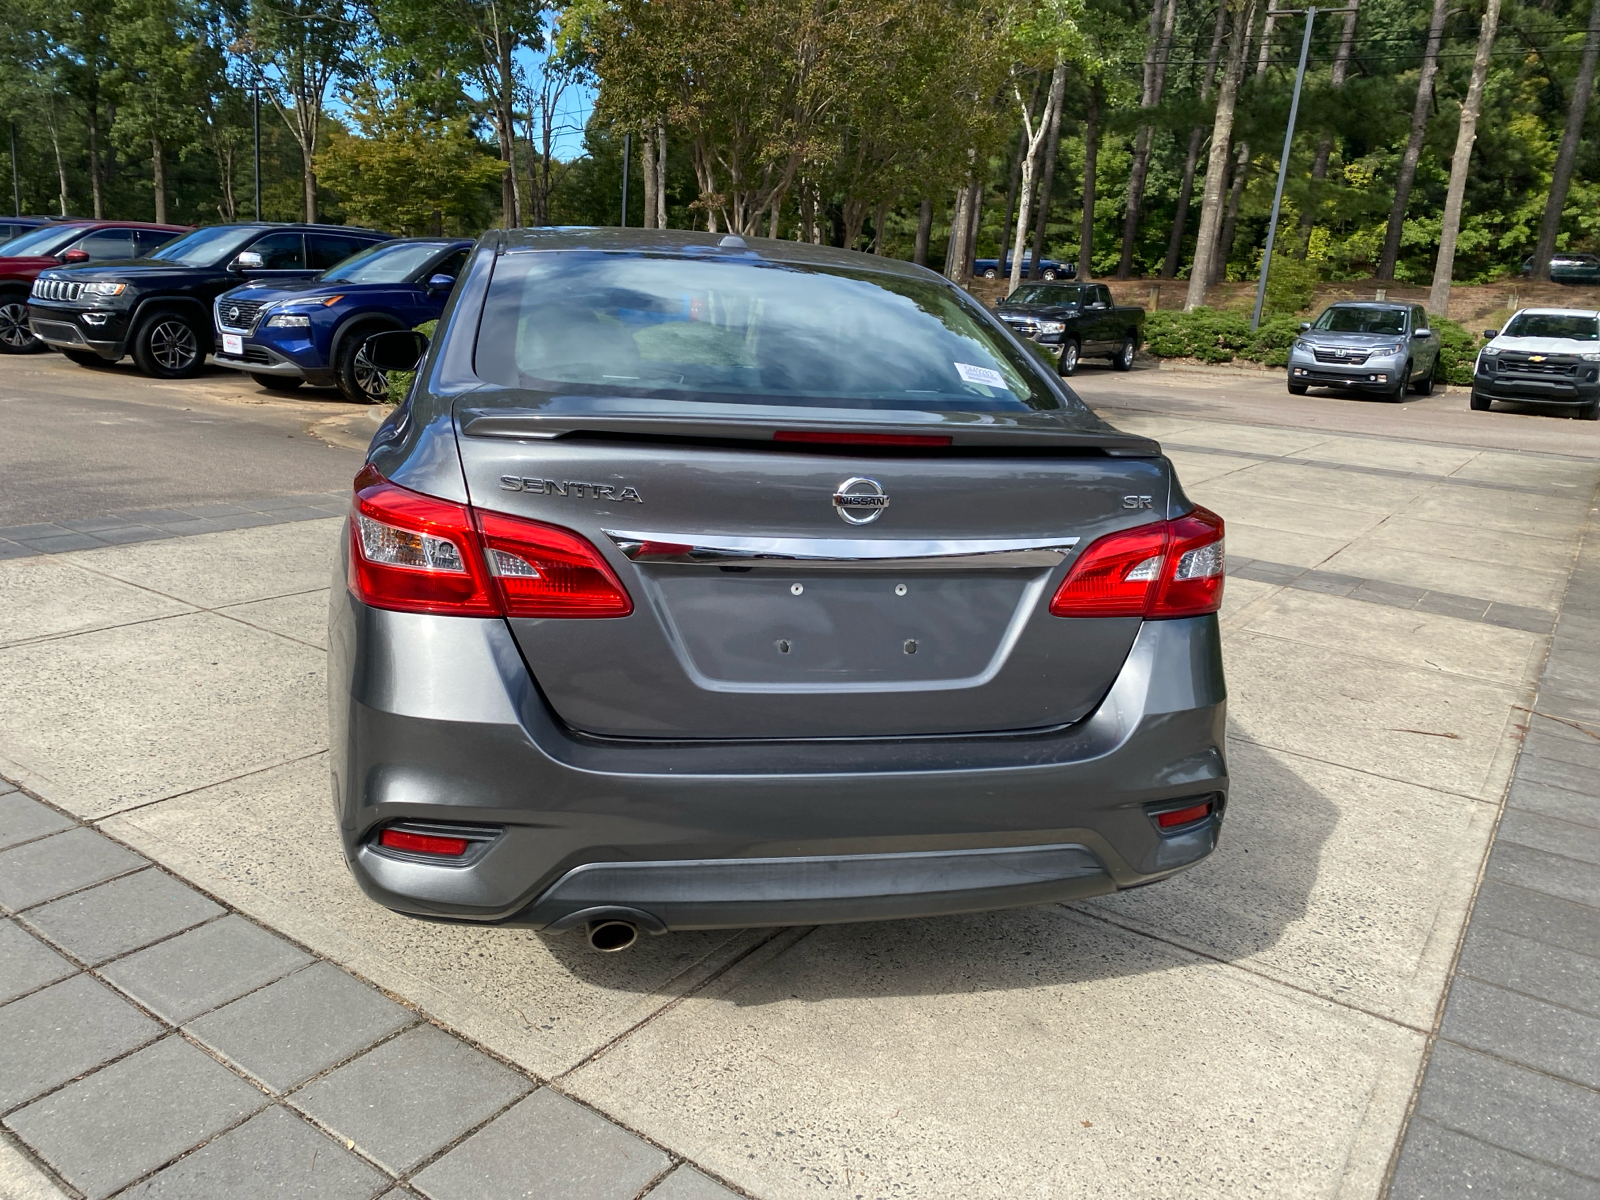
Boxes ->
[475,251,1070,413]
[147,226,258,266]
[1006,284,1082,306]
[1312,306,1407,334]
[1501,312,1600,340]
[0,225,83,257]
[320,241,453,283]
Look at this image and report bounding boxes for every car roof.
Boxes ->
[1513,307,1600,318]
[494,227,939,281]
[185,222,391,234]
[1325,301,1411,310]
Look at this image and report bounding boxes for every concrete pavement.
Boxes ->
[1,361,1597,1197]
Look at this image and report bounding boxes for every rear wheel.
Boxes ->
[0,295,41,353]
[62,348,107,367]
[250,373,303,392]
[1469,392,1491,412]
[131,311,205,378]
[1058,338,1080,377]
[335,332,390,403]
[1111,335,1136,371]
[1287,382,1308,395]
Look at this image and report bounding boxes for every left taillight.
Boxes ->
[1049,506,1225,619]
[348,465,632,618]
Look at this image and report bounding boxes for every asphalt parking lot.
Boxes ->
[1,353,1597,1198]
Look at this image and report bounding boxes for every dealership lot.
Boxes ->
[1,355,1597,1198]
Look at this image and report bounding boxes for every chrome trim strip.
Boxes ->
[604,530,1078,570]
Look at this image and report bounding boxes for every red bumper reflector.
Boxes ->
[774,430,952,447]
[1156,801,1213,829]
[379,828,469,856]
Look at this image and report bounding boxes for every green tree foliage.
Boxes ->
[315,86,504,234]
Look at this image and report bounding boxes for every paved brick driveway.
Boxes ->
[1,402,1596,1198]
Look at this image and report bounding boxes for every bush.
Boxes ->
[1430,316,1480,386]
[1144,308,1302,366]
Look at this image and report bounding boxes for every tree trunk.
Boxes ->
[497,30,521,227]
[641,132,658,229]
[1185,0,1257,310]
[1378,0,1451,280]
[303,152,317,224]
[914,198,933,266]
[86,108,104,219]
[964,178,983,277]
[45,108,68,216]
[999,78,1039,275]
[872,201,889,253]
[1030,78,1067,276]
[1010,61,1067,294]
[1118,0,1177,278]
[1079,81,1101,281]
[945,183,970,281]
[1212,8,1273,286]
[1429,0,1503,315]
[1162,0,1229,280]
[655,122,668,228]
[150,135,166,224]
[1299,0,1360,252]
[1530,0,1600,280]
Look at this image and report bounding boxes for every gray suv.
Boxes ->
[1287,302,1441,400]
[329,229,1229,952]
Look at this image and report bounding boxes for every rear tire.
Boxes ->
[131,311,205,378]
[335,331,390,403]
[1112,335,1136,371]
[1469,392,1491,412]
[1287,382,1308,395]
[250,373,303,392]
[62,348,108,367]
[1058,338,1080,377]
[0,296,41,353]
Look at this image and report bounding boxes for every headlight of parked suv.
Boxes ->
[1582,352,1600,362]
[1482,345,1501,356]
[266,314,312,328]
[81,282,126,297]
[1370,343,1403,357]
[1293,338,1311,352]
[1036,320,1065,334]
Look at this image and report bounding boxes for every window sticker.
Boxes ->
[954,362,1006,388]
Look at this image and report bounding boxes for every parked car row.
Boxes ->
[1,219,471,403]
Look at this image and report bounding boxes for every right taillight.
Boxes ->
[1049,507,1224,619]
[348,465,632,618]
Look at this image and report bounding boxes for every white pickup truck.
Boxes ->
[1471,307,1600,420]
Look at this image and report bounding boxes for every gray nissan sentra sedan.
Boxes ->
[329,228,1228,952]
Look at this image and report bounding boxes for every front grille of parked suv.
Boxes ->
[216,299,267,333]
[1313,347,1370,365]
[31,279,85,302]
[1499,356,1578,378]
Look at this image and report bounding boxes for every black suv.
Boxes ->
[28,223,392,378]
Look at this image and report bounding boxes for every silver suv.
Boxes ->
[1286,302,1441,401]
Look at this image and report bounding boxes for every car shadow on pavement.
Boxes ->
[538,740,1337,999]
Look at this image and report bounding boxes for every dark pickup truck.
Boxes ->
[995,281,1144,376]
[972,251,1073,281]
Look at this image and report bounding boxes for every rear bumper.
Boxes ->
[329,588,1228,933]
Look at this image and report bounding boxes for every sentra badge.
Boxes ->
[500,477,642,502]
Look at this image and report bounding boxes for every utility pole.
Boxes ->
[9,122,18,217]
[252,85,262,221]
[1251,6,1357,330]
[620,133,631,227]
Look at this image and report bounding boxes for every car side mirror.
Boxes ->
[59,248,90,264]
[425,274,456,292]
[1298,322,1311,332]
[230,251,264,273]
[1415,328,1432,338]
[363,329,429,372]
[1483,329,1498,339]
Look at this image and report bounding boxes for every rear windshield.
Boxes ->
[321,240,451,283]
[1006,284,1082,306]
[474,251,1067,413]
[1313,306,1407,334]
[1502,312,1600,341]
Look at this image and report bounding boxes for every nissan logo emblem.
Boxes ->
[227,305,240,321]
[832,477,888,525]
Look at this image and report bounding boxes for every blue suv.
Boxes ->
[211,237,472,402]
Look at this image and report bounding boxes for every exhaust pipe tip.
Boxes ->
[586,919,638,953]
